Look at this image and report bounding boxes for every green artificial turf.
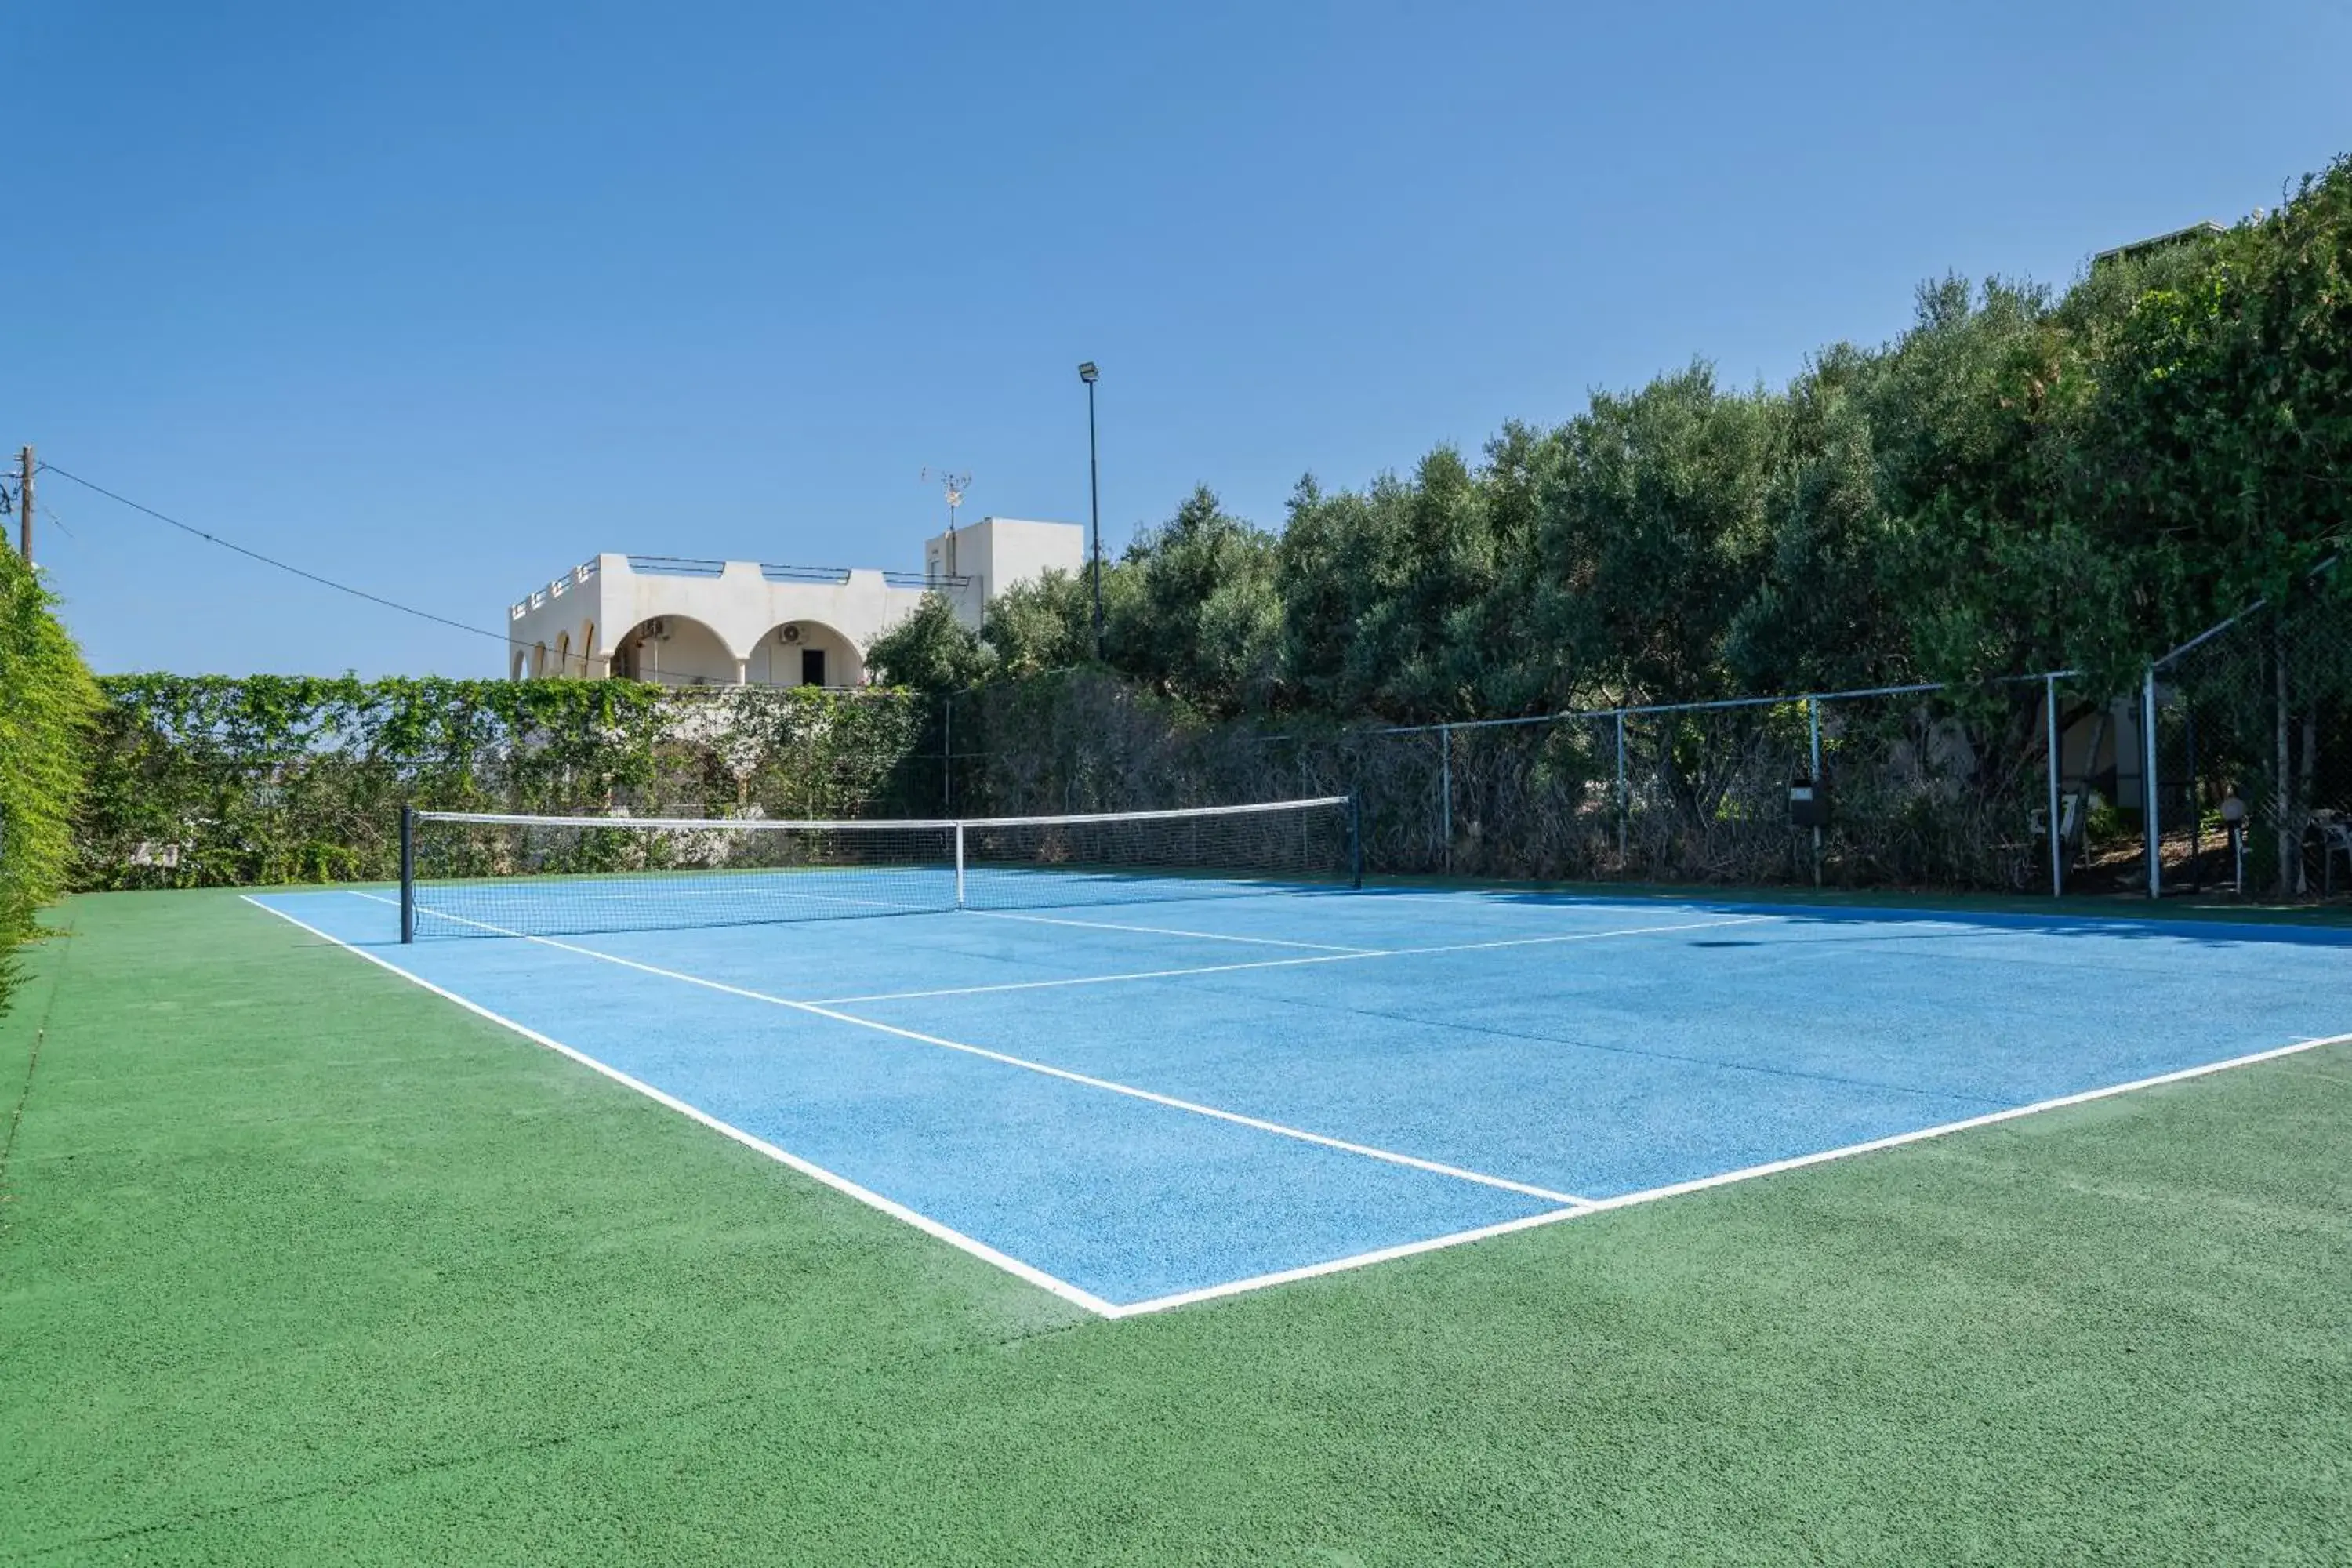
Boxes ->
[3,889,2348,1565]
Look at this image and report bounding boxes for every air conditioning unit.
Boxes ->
[646,619,669,641]
[779,623,802,644]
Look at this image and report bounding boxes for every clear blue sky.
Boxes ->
[12,1,2347,677]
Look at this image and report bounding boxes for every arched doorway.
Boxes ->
[748,619,865,688]
[609,615,739,686]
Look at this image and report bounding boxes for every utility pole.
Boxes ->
[15,446,30,566]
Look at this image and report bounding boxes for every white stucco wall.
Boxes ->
[506,519,1083,686]
[923,518,1087,619]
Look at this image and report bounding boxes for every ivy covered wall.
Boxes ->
[77,677,940,891]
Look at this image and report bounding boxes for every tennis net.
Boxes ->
[398,796,1360,940]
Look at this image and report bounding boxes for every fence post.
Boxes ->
[2143,665,2161,898]
[1439,724,1452,874]
[2274,621,2294,899]
[1613,712,1628,870]
[1807,697,1823,887]
[942,694,953,813]
[2045,672,2062,897]
[1348,792,1364,890]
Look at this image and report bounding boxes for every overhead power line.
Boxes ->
[38,462,522,649]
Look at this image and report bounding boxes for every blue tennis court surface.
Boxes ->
[247,884,2352,1316]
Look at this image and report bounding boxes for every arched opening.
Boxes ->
[610,614,739,686]
[554,630,572,677]
[748,619,865,688]
[532,641,549,677]
[509,645,528,681]
[579,619,600,677]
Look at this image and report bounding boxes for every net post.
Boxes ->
[954,820,967,910]
[1348,792,1363,890]
[398,805,416,944]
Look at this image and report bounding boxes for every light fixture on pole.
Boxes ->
[1077,361,1102,660]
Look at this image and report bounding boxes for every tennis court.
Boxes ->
[240,799,2352,1319]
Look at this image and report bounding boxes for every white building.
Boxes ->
[506,517,1085,686]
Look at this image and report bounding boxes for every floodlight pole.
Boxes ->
[1080,362,1104,661]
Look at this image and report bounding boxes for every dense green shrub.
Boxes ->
[0,547,100,1011]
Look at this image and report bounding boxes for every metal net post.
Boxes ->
[398,805,416,944]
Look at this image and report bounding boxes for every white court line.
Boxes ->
[350,891,1584,1206]
[1104,1029,2352,1317]
[1107,1205,1587,1316]
[238,895,1122,1318]
[963,908,1380,953]
[812,913,1778,1004]
[813,951,1374,1005]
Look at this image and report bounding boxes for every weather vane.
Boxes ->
[920,466,972,532]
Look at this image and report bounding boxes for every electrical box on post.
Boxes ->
[1788,777,1831,829]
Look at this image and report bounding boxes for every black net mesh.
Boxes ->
[405,797,1356,938]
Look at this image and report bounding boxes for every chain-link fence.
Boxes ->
[942,636,2352,902]
[112,593,2340,902]
[2149,586,2352,899]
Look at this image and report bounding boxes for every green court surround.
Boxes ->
[4,888,2347,1564]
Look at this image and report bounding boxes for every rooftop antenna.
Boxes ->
[921,466,972,579]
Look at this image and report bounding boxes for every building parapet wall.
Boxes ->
[504,520,1082,687]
